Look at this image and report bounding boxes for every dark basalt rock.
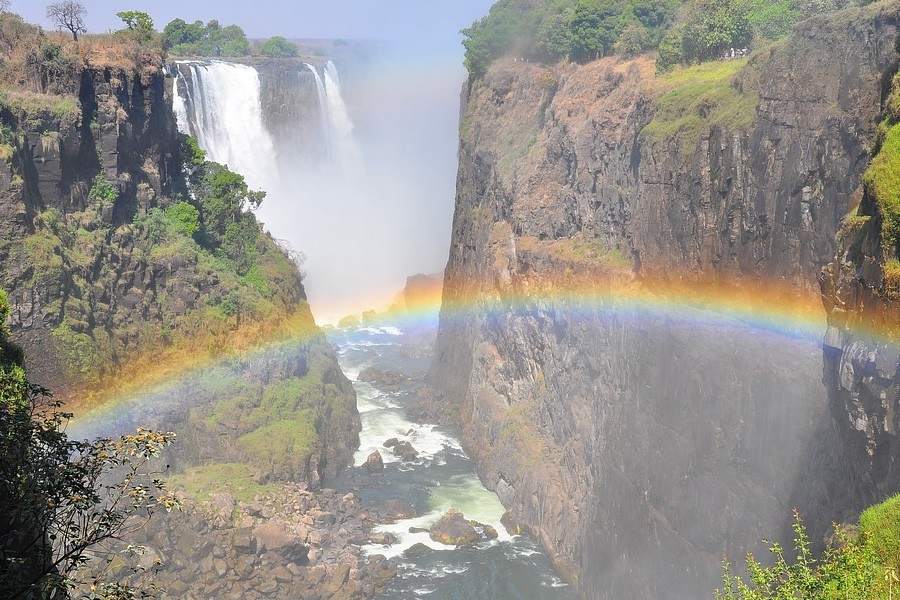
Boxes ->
[364,450,384,473]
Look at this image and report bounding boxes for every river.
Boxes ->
[329,322,578,600]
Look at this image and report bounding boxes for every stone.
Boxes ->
[403,542,433,559]
[429,509,480,545]
[391,440,419,461]
[368,531,396,546]
[383,437,399,448]
[364,450,384,473]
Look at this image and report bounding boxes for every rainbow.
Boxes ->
[67,272,892,438]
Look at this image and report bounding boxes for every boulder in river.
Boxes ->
[429,509,481,546]
[404,542,433,559]
[369,531,396,546]
[383,437,399,448]
[364,450,384,473]
[392,440,419,461]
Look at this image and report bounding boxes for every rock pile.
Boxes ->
[94,483,396,599]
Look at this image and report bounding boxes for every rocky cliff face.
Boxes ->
[432,3,900,598]
[0,53,359,484]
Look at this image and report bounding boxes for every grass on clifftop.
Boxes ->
[641,58,759,156]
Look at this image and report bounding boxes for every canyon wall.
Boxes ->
[0,52,359,485]
[432,3,900,598]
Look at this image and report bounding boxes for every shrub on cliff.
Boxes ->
[0,289,179,599]
[715,506,900,599]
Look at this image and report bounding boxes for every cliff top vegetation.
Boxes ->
[717,498,900,599]
[462,0,873,78]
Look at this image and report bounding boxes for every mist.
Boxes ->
[254,44,469,323]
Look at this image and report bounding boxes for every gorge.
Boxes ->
[2,1,900,599]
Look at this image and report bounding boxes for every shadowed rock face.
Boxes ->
[432,3,900,598]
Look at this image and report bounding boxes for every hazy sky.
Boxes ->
[14,1,495,49]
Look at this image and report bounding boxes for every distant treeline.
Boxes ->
[462,0,869,77]
[162,18,299,58]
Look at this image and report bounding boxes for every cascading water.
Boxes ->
[321,60,361,169]
[172,61,279,194]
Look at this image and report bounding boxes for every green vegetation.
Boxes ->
[0,288,177,599]
[716,500,900,599]
[518,232,631,268]
[115,10,155,43]
[162,18,250,57]
[165,200,200,238]
[168,463,276,504]
[640,58,758,152]
[461,0,860,78]
[864,119,900,257]
[194,358,349,481]
[260,35,299,57]
[0,89,80,130]
[88,173,118,205]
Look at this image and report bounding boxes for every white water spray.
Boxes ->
[172,61,279,194]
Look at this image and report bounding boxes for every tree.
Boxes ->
[0,290,178,598]
[0,1,11,14]
[198,163,264,249]
[681,0,753,62]
[116,10,152,32]
[570,0,623,62]
[46,1,86,41]
[162,17,204,49]
[260,36,298,58]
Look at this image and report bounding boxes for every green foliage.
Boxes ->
[0,90,81,130]
[462,0,680,76]
[746,0,801,40]
[165,201,200,238]
[51,320,100,379]
[23,226,64,287]
[715,506,898,599]
[615,22,650,56]
[116,10,153,32]
[859,493,900,572]
[168,463,275,504]
[570,0,624,61]
[164,18,250,57]
[88,174,118,205]
[883,259,900,299]
[0,292,178,598]
[162,18,204,47]
[864,120,900,256]
[641,58,758,154]
[180,134,206,169]
[219,290,241,317]
[259,36,298,57]
[221,217,261,275]
[681,0,754,63]
[197,162,265,251]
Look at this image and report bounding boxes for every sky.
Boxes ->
[14,1,495,48]
[11,0,498,322]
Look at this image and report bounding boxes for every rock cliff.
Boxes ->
[0,38,359,485]
[432,3,900,598]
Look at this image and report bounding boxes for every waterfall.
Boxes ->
[300,61,361,170]
[171,61,278,194]
[172,57,371,320]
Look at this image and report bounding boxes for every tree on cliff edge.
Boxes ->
[46,0,86,41]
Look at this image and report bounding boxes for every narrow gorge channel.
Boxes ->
[329,322,575,599]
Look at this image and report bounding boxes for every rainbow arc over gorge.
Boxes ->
[69,273,888,434]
